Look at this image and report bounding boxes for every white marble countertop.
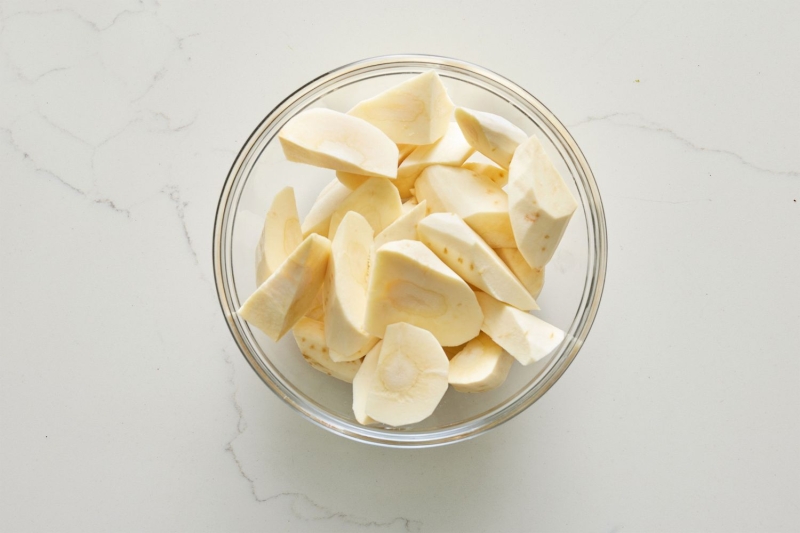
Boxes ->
[2,1,798,531]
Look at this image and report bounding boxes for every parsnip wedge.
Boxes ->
[495,248,545,299]
[324,212,378,362]
[401,197,418,214]
[279,108,398,178]
[348,71,455,145]
[397,143,416,163]
[255,186,302,286]
[414,165,515,248]
[508,135,578,268]
[335,171,369,190]
[238,234,331,341]
[352,341,382,425]
[373,200,427,250]
[462,151,508,186]
[336,143,414,190]
[301,179,352,237]
[455,107,527,169]
[365,323,449,426]
[292,317,361,382]
[393,122,474,197]
[365,240,482,346]
[475,291,564,366]
[327,177,402,238]
[417,213,537,311]
[448,332,514,392]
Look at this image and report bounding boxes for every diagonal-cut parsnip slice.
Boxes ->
[239,234,331,341]
[508,135,577,268]
[417,213,537,311]
[255,186,302,286]
[475,291,564,366]
[279,108,398,178]
[348,71,455,145]
[365,240,482,346]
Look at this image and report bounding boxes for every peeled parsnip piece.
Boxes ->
[365,323,449,426]
[417,213,537,311]
[348,71,455,145]
[373,200,427,250]
[414,165,515,248]
[336,143,412,191]
[442,343,468,360]
[301,179,352,238]
[401,197,418,214]
[371,200,427,270]
[255,186,302,286]
[238,234,331,341]
[397,143,416,163]
[495,248,545,299]
[335,171,368,190]
[393,122,475,198]
[455,107,527,169]
[279,108,398,179]
[508,135,578,268]
[305,289,325,321]
[475,291,565,365]
[352,341,382,425]
[324,212,378,362]
[327,177,402,238]
[292,317,361,382]
[365,240,482,346]
[462,151,508,186]
[448,332,514,392]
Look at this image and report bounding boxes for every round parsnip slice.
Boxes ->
[255,186,302,286]
[348,71,455,145]
[301,179,352,238]
[414,165,515,248]
[279,108,398,179]
[462,151,508,186]
[365,323,449,426]
[324,212,378,362]
[475,291,565,366]
[327,177,402,238]
[455,107,527,169]
[494,248,545,299]
[508,135,578,268]
[393,122,475,198]
[292,317,361,382]
[417,213,537,311]
[352,340,382,425]
[448,332,514,392]
[238,234,331,342]
[365,240,482,346]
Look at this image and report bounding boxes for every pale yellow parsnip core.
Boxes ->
[365,322,449,426]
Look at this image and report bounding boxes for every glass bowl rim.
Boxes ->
[213,54,608,448]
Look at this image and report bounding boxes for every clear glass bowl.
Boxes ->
[213,55,607,447]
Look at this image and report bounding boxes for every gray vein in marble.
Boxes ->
[2,128,131,217]
[132,67,167,102]
[2,3,145,33]
[569,112,799,177]
[263,492,423,532]
[220,347,421,531]
[163,185,198,266]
